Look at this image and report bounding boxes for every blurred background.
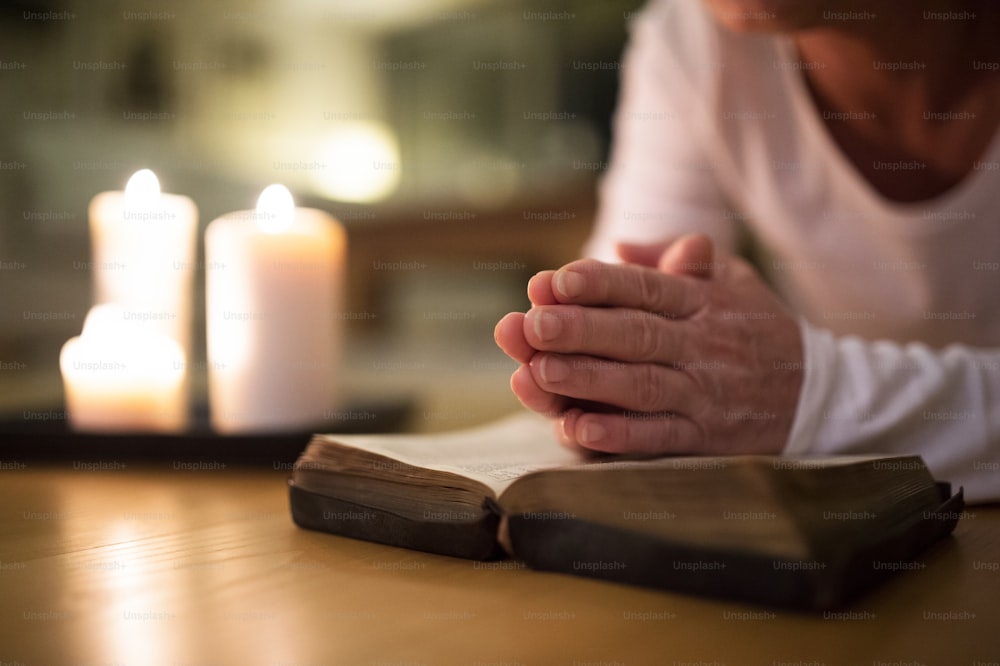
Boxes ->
[0,0,644,432]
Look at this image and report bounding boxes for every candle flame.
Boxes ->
[256,184,295,234]
[64,304,184,383]
[60,303,187,433]
[124,169,161,209]
[82,303,125,338]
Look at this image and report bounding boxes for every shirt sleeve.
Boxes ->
[786,320,1000,503]
[585,0,739,262]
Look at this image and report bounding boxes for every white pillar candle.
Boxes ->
[205,184,345,433]
[60,304,188,433]
[88,169,198,360]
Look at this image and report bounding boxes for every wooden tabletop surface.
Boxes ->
[0,465,997,665]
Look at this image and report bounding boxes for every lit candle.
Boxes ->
[88,169,198,359]
[205,184,345,433]
[60,304,187,433]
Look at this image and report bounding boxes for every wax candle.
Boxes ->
[60,304,187,433]
[205,185,345,433]
[88,169,198,359]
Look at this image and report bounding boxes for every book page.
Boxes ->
[314,412,583,495]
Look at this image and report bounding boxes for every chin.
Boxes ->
[700,0,832,32]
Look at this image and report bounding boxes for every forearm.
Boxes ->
[787,320,1000,503]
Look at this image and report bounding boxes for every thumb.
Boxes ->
[615,240,675,268]
[657,233,715,278]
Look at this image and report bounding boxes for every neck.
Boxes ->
[794,2,998,115]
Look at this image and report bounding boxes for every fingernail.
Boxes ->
[532,310,562,342]
[539,355,570,383]
[558,411,575,443]
[554,270,584,299]
[580,420,606,444]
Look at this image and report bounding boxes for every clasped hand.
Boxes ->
[494,235,804,455]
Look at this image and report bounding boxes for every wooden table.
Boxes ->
[1,465,997,665]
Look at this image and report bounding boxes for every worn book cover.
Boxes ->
[288,413,962,610]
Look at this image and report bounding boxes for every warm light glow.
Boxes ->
[63,304,184,389]
[311,122,400,203]
[60,304,187,432]
[256,184,295,234]
[81,303,126,338]
[123,168,161,209]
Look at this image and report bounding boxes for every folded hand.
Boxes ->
[494,235,803,455]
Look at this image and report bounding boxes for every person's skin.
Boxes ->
[494,0,1000,454]
[496,235,804,454]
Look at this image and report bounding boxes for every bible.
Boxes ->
[287,412,962,610]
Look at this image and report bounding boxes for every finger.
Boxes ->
[528,352,696,415]
[527,270,559,306]
[523,305,690,364]
[509,364,568,418]
[566,410,704,455]
[617,235,716,278]
[550,259,705,316]
[616,240,675,268]
[657,234,716,278]
[556,408,618,456]
[554,408,591,454]
[556,407,581,447]
[494,312,535,364]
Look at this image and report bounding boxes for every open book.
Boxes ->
[288,413,963,610]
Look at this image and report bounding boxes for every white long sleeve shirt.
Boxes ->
[587,0,1000,502]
